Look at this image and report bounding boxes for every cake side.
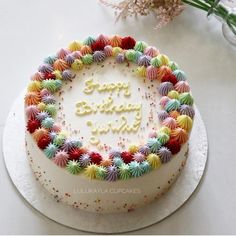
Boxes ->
[26,131,188,213]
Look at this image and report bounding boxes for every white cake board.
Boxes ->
[2,91,208,234]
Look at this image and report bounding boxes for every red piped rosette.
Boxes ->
[27,119,41,133]
[69,148,86,161]
[37,134,51,149]
[91,41,106,52]
[121,36,136,49]
[89,152,102,165]
[165,139,181,155]
[121,151,134,164]
[161,73,178,85]
[44,72,56,80]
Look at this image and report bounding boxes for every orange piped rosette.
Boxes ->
[53,59,70,71]
[25,92,41,106]
[171,127,188,144]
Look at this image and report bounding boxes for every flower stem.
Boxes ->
[182,0,236,35]
[182,0,209,11]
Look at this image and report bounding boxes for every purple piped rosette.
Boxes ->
[25,34,194,181]
[79,154,91,167]
[42,94,56,104]
[49,131,57,140]
[71,51,82,59]
[62,69,76,81]
[158,110,170,122]
[158,147,172,163]
[65,54,75,65]
[116,53,125,63]
[109,148,121,158]
[139,145,151,156]
[36,111,50,121]
[62,138,78,152]
[93,51,106,62]
[158,82,174,96]
[106,166,119,181]
[138,55,151,67]
[179,104,195,119]
[38,63,54,73]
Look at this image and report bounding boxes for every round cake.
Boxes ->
[25,34,195,213]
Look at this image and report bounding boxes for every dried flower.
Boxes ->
[100,0,184,29]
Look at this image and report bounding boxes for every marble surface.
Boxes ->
[0,0,236,234]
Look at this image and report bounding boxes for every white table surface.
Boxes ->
[1,0,236,234]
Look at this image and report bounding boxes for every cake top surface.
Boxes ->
[25,34,195,181]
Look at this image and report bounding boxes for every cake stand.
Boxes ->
[2,91,208,233]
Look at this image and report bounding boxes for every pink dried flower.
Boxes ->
[100,0,184,29]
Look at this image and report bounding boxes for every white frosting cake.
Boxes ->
[26,133,188,212]
[24,35,194,213]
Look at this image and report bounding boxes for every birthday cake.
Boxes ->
[25,35,194,213]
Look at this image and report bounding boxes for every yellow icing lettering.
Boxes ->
[89,136,100,145]
[75,78,143,146]
[75,97,142,117]
[83,78,131,97]
[76,101,93,115]
[83,78,98,94]
[87,121,99,135]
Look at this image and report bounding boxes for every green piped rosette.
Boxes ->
[173,69,187,81]
[125,49,141,62]
[54,79,62,90]
[82,54,93,64]
[42,79,61,93]
[151,57,162,67]
[165,99,180,112]
[140,161,151,173]
[83,36,96,46]
[158,132,170,145]
[45,104,57,117]
[179,92,194,105]
[119,163,131,180]
[96,166,107,180]
[129,161,143,177]
[41,117,54,129]
[168,61,179,71]
[73,139,82,148]
[53,134,66,147]
[134,41,147,52]
[44,143,58,159]
[147,138,161,153]
[66,160,81,175]
[113,157,124,167]
[44,55,57,64]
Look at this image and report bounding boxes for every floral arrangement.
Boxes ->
[100,0,236,36]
